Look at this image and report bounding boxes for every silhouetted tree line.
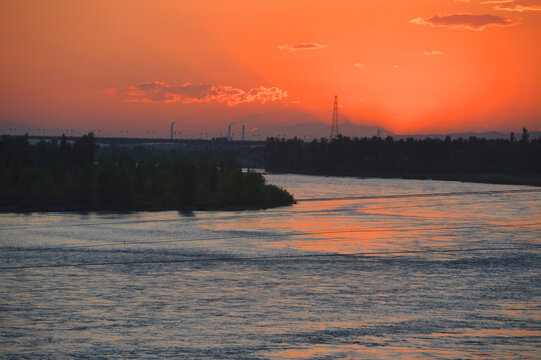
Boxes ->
[0,133,293,212]
[264,129,541,185]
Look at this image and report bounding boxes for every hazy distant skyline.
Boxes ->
[1,0,540,136]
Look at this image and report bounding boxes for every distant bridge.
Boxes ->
[24,135,265,150]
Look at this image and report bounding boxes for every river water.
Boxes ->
[1,175,540,359]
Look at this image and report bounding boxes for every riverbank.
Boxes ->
[0,192,295,213]
[0,134,295,213]
[401,173,541,187]
[268,170,541,187]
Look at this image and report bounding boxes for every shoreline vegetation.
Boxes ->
[264,130,541,187]
[0,134,294,213]
[2,129,539,214]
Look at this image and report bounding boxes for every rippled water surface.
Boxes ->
[1,175,540,359]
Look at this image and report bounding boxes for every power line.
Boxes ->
[1,244,540,271]
[1,222,539,252]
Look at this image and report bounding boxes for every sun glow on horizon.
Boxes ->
[1,0,540,136]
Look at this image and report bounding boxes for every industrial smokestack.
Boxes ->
[242,125,245,141]
[226,122,238,140]
[170,121,176,140]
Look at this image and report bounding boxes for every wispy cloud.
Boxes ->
[353,63,366,68]
[101,88,117,96]
[482,0,541,12]
[278,43,327,51]
[123,81,287,106]
[424,50,444,56]
[495,4,541,12]
[411,13,519,30]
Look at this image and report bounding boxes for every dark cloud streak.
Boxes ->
[411,13,519,30]
[278,43,327,51]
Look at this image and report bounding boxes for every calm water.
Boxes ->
[1,175,540,359]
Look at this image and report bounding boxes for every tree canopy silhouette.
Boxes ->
[0,134,294,212]
[264,133,541,186]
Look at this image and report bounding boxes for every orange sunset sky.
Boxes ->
[1,0,540,136]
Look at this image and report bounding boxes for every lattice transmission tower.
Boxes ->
[330,95,339,139]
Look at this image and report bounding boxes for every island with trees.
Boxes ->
[264,129,541,186]
[0,133,294,212]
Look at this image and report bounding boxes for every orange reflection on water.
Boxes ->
[199,192,540,259]
[427,329,541,338]
[497,301,541,321]
[263,342,525,360]
[275,230,406,255]
[268,346,337,359]
[364,208,460,219]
